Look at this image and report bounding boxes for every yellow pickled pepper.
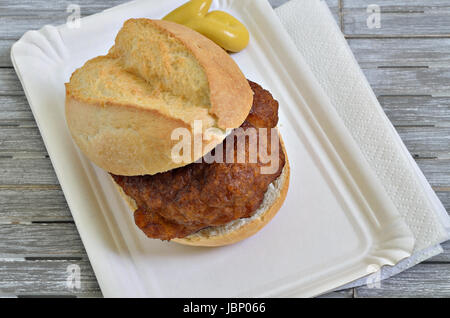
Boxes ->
[163,0,249,53]
[185,11,249,53]
[163,0,212,24]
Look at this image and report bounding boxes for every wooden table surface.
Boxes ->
[0,0,449,298]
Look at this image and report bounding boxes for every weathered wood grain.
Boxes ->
[343,0,450,36]
[0,68,23,96]
[4,66,450,112]
[2,94,449,129]
[0,223,85,257]
[6,66,450,100]
[0,0,129,40]
[348,38,450,68]
[0,255,349,298]
[0,257,348,298]
[427,241,450,263]
[0,96,34,123]
[380,96,450,126]
[0,126,46,153]
[1,123,449,183]
[0,15,68,41]
[1,122,448,160]
[269,0,293,8]
[436,191,450,213]
[0,0,337,41]
[0,0,127,12]
[396,127,450,159]
[3,116,450,158]
[0,259,101,297]
[0,130,448,188]
[317,289,353,298]
[363,67,450,97]
[355,263,450,297]
[416,159,450,187]
[0,188,72,222]
[343,0,450,10]
[0,40,14,67]
[0,0,327,66]
[425,191,450,263]
[0,157,59,185]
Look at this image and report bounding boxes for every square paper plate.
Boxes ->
[11,0,415,297]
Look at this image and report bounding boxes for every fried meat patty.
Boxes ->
[112,81,285,240]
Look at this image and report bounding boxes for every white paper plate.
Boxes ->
[11,0,415,297]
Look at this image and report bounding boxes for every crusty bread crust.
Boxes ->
[148,20,253,130]
[65,94,223,176]
[66,19,253,176]
[113,137,289,247]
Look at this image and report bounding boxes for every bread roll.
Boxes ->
[65,18,253,176]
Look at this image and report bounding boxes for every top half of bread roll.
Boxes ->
[65,18,253,176]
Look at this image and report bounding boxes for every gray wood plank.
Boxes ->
[344,13,450,37]
[7,66,450,100]
[436,191,450,214]
[380,96,450,126]
[427,240,450,263]
[317,289,354,298]
[11,121,450,158]
[427,190,450,264]
[0,156,447,198]
[0,96,34,123]
[0,68,23,96]
[2,73,450,128]
[0,157,59,185]
[0,256,350,298]
[0,0,323,12]
[0,40,14,67]
[0,0,338,40]
[0,0,127,12]
[355,263,450,297]
[343,0,450,36]
[349,38,450,68]
[1,124,449,185]
[363,67,450,97]
[0,1,337,66]
[0,188,72,222]
[0,15,68,40]
[426,192,450,263]
[0,223,85,257]
[0,126,449,189]
[0,259,101,297]
[417,159,450,187]
[269,0,292,8]
[343,0,450,10]
[396,127,450,159]
[2,123,449,161]
[3,94,450,128]
[0,126,46,153]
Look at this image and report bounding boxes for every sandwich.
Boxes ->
[65,18,289,247]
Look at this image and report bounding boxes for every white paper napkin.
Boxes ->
[274,0,450,288]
